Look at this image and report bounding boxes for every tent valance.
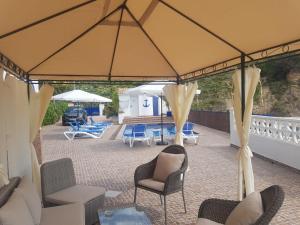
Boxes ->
[0,1,299,82]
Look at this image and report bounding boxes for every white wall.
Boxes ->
[0,74,32,178]
[138,95,153,116]
[118,95,130,124]
[99,103,104,116]
[129,96,139,117]
[118,93,169,124]
[230,110,300,170]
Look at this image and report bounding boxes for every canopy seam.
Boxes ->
[27,6,123,74]
[125,5,181,82]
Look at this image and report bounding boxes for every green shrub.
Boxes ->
[42,102,68,126]
[103,92,119,118]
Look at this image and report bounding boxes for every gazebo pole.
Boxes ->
[241,54,245,121]
[240,53,246,198]
[157,92,168,145]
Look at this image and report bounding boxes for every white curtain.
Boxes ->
[163,83,198,146]
[232,67,261,200]
[29,84,54,193]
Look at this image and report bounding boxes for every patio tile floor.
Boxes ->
[42,124,300,225]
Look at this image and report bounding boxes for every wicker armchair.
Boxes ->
[198,185,284,225]
[134,144,188,225]
[41,158,106,225]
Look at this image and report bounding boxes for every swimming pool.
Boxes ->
[123,123,175,138]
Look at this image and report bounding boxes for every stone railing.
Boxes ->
[250,115,300,146]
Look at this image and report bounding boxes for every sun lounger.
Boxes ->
[122,125,134,144]
[129,124,150,148]
[166,125,176,140]
[64,122,105,140]
[182,122,199,144]
[151,129,161,144]
[90,117,112,128]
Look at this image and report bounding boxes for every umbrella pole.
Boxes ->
[77,101,79,117]
[157,93,168,145]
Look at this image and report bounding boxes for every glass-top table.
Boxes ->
[98,207,151,225]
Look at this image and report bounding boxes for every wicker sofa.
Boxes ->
[0,177,85,225]
[41,158,105,225]
[197,185,284,225]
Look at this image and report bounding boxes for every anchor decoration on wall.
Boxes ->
[143,99,150,107]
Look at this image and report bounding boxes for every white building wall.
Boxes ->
[118,93,169,124]
[118,95,131,124]
[230,110,300,170]
[138,95,153,116]
[129,96,139,117]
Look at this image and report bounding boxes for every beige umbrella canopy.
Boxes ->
[0,0,300,82]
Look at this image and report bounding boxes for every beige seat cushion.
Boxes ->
[197,218,224,225]
[138,179,165,192]
[45,184,105,205]
[41,203,84,225]
[225,192,263,225]
[153,152,185,182]
[0,191,34,225]
[15,176,41,225]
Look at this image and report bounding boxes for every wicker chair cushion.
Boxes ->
[153,152,185,182]
[15,177,41,225]
[0,190,34,225]
[138,179,165,191]
[197,218,223,225]
[225,192,263,225]
[45,184,105,205]
[41,203,85,225]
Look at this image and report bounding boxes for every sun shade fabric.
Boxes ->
[163,83,197,146]
[232,67,260,200]
[52,89,112,102]
[0,1,299,81]
[0,164,9,188]
[30,85,54,142]
[29,84,54,195]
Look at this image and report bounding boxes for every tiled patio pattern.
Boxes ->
[42,124,300,225]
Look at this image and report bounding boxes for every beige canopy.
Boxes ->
[0,0,300,82]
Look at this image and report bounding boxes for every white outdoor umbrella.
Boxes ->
[125,82,173,96]
[52,89,112,103]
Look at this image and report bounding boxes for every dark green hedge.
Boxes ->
[42,102,68,126]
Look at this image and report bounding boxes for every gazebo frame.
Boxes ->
[1,1,300,127]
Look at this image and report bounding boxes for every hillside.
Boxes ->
[193,55,300,117]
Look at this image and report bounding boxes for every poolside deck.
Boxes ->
[41,124,300,225]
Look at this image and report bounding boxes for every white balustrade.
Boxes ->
[250,115,300,146]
